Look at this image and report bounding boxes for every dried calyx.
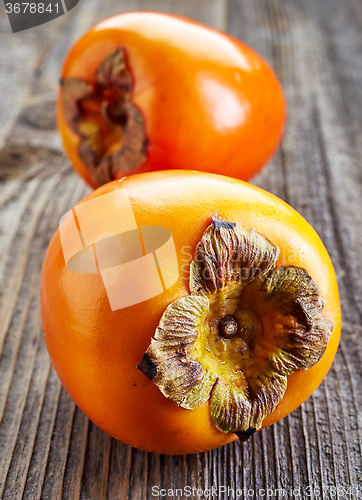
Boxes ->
[61,49,147,186]
[137,218,334,441]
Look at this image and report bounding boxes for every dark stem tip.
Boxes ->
[211,216,236,230]
[137,353,158,380]
[235,428,257,442]
[219,316,239,339]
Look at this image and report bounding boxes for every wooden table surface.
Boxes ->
[1,0,362,498]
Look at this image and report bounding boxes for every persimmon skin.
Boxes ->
[40,171,341,455]
[57,11,286,188]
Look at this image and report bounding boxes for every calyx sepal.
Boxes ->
[138,218,334,439]
[62,49,146,185]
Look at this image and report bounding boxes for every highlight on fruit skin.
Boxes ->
[40,170,340,455]
[58,11,286,188]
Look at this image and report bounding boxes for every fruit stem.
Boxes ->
[219,316,238,339]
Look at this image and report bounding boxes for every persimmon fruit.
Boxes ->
[40,170,340,455]
[58,11,286,188]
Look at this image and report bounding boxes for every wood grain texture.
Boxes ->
[0,0,361,498]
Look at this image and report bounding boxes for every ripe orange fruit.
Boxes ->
[40,171,340,454]
[58,12,286,188]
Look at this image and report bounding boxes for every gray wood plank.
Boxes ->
[40,388,77,500]
[228,0,362,498]
[106,440,132,500]
[79,424,112,500]
[1,0,362,498]
[0,1,70,149]
[2,338,51,500]
[22,368,62,500]
[0,1,229,497]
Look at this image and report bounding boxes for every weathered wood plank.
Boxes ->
[228,0,362,498]
[61,408,89,500]
[106,439,132,500]
[0,169,89,498]
[40,388,77,500]
[79,424,112,500]
[1,0,362,498]
[3,2,226,498]
[2,338,51,500]
[0,1,71,150]
[128,449,148,500]
[22,368,62,500]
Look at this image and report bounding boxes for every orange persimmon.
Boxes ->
[57,12,286,188]
[40,171,340,454]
